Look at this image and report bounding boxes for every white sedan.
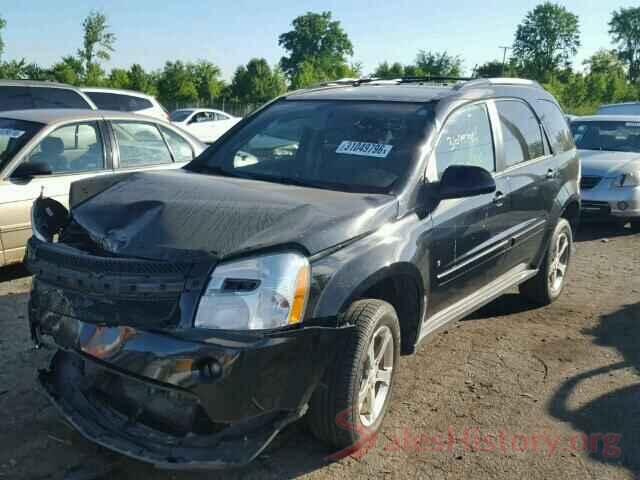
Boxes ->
[170,108,241,144]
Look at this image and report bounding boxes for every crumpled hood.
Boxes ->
[579,150,640,178]
[69,169,398,261]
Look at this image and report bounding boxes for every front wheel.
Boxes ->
[307,299,400,450]
[519,218,573,306]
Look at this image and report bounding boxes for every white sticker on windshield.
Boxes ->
[625,122,640,128]
[336,141,393,158]
[0,128,25,139]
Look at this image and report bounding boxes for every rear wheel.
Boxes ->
[307,299,400,449]
[630,220,640,233]
[519,218,573,306]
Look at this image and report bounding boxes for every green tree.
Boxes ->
[107,68,130,89]
[512,2,581,81]
[584,49,625,76]
[414,50,463,77]
[374,61,405,78]
[279,11,354,82]
[156,61,199,108]
[230,58,287,104]
[127,64,157,95]
[189,60,224,104]
[0,15,6,61]
[49,56,84,85]
[476,60,506,77]
[609,7,640,82]
[78,11,116,83]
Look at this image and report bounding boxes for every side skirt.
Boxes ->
[417,263,538,346]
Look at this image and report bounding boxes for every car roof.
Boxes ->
[0,109,162,125]
[81,86,155,100]
[572,115,640,122]
[286,84,456,102]
[0,79,82,90]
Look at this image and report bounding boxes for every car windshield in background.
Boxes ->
[170,110,193,122]
[0,118,43,172]
[189,100,433,193]
[597,105,640,116]
[571,121,640,153]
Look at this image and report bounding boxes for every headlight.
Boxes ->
[194,252,310,330]
[617,171,640,187]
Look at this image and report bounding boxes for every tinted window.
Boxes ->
[31,87,92,109]
[192,111,215,123]
[190,100,432,193]
[537,100,574,153]
[571,121,640,153]
[113,121,173,168]
[496,101,544,168]
[597,104,640,116]
[0,86,34,111]
[435,103,495,176]
[0,118,43,172]
[86,92,153,112]
[26,122,104,174]
[215,113,230,121]
[170,110,193,122]
[160,126,194,162]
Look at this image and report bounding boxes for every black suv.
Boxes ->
[26,77,580,469]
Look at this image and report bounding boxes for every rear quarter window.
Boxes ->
[31,87,93,109]
[87,92,153,112]
[536,100,575,153]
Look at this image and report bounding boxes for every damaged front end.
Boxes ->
[27,195,345,469]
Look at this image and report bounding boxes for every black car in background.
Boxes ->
[26,77,580,469]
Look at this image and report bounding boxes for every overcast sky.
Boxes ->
[1,0,619,80]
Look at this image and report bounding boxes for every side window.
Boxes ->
[160,126,194,162]
[27,122,104,174]
[496,100,545,169]
[536,100,575,153]
[112,121,173,168]
[215,113,229,121]
[0,86,34,111]
[31,88,92,109]
[85,92,122,110]
[435,103,495,176]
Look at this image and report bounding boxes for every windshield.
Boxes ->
[170,110,193,122]
[188,100,432,193]
[0,118,44,172]
[571,121,640,153]
[597,104,640,116]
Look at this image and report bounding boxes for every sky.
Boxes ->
[0,0,621,81]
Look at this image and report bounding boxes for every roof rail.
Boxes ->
[312,75,475,89]
[457,77,543,90]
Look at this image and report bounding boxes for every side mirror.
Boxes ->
[438,165,496,200]
[12,162,52,179]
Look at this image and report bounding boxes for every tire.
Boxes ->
[630,220,640,233]
[519,218,573,306]
[307,299,401,450]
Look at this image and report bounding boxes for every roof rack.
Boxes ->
[310,76,543,91]
[456,77,543,90]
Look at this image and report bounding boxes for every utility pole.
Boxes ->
[499,46,512,76]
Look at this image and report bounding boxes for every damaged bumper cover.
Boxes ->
[27,235,348,469]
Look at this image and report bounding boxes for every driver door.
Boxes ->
[0,121,111,263]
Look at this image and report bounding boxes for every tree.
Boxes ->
[609,7,640,82]
[156,61,199,108]
[415,50,463,77]
[230,58,287,104]
[128,64,157,95]
[107,68,130,89]
[0,15,6,61]
[49,56,84,85]
[374,61,405,78]
[584,49,625,76]
[78,11,116,82]
[189,60,224,104]
[279,11,354,82]
[512,2,581,81]
[476,60,505,78]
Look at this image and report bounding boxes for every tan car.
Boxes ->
[0,109,206,266]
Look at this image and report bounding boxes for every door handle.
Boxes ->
[493,191,505,206]
[546,168,557,179]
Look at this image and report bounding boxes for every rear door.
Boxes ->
[0,121,112,263]
[429,101,512,313]
[494,99,550,270]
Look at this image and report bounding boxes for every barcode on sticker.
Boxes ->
[336,141,393,158]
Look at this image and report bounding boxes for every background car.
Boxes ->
[170,108,241,143]
[571,115,640,231]
[81,87,169,121]
[596,102,640,116]
[0,109,205,266]
[0,80,96,111]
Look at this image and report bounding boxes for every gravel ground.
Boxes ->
[0,222,638,480]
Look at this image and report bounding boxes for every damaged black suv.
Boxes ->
[27,77,580,469]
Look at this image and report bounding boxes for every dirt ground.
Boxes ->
[0,222,639,480]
